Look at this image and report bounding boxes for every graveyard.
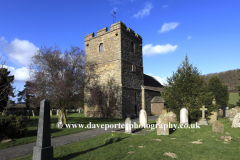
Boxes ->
[1,100,239,160]
[11,117,240,160]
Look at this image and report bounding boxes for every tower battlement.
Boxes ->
[84,21,142,42]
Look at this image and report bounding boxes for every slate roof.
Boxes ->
[143,74,163,88]
[151,96,165,103]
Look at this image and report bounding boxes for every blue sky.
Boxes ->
[0,0,240,102]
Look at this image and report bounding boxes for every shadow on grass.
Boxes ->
[54,137,128,160]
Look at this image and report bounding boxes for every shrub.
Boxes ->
[0,114,28,141]
[104,134,119,144]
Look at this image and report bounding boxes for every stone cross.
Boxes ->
[200,105,207,119]
[32,99,53,160]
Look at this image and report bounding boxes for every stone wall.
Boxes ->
[144,89,162,115]
[151,103,164,116]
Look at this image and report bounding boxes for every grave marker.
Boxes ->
[32,99,53,160]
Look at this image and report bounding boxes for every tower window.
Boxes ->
[99,43,103,53]
[132,65,136,72]
[131,42,134,52]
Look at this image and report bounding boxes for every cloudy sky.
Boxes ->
[0,0,240,102]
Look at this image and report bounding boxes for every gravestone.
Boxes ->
[226,109,237,118]
[50,110,52,116]
[139,109,148,128]
[198,106,208,125]
[2,110,6,116]
[56,110,59,116]
[32,99,53,160]
[78,109,80,113]
[125,117,132,133]
[222,105,226,118]
[218,109,223,115]
[156,114,169,135]
[232,113,240,128]
[166,112,177,122]
[234,106,240,113]
[180,108,188,126]
[208,112,217,124]
[32,110,35,117]
[212,121,224,133]
[56,111,63,129]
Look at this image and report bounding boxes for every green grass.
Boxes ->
[14,117,240,160]
[229,93,240,105]
[0,112,123,150]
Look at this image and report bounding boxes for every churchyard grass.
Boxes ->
[0,112,123,150]
[14,117,240,160]
[229,93,240,105]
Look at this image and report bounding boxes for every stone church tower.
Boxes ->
[84,21,163,119]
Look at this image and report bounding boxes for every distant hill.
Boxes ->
[202,69,240,93]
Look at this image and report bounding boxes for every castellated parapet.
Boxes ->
[84,21,144,119]
[85,21,142,43]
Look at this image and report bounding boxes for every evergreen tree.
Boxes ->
[207,76,229,106]
[162,55,216,122]
[0,68,14,111]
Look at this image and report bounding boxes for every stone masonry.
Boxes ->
[84,21,163,119]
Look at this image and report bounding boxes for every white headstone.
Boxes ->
[180,108,188,126]
[232,113,240,128]
[125,117,132,133]
[198,106,209,125]
[139,109,148,128]
[56,111,63,129]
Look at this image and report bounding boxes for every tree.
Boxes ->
[207,76,229,106]
[29,45,96,124]
[17,81,33,119]
[236,70,240,106]
[87,77,119,118]
[162,55,216,122]
[0,68,14,111]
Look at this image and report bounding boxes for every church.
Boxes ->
[84,21,165,119]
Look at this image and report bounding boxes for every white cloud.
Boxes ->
[187,36,192,40]
[158,22,180,34]
[146,73,168,85]
[2,65,30,82]
[133,2,153,19]
[143,44,178,55]
[2,38,39,66]
[0,36,7,48]
[162,5,168,8]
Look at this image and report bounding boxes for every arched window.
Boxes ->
[99,43,103,53]
[131,42,134,52]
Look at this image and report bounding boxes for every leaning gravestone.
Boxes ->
[180,108,188,126]
[139,109,148,128]
[56,111,63,129]
[198,106,208,125]
[156,114,169,135]
[212,121,224,133]
[32,110,35,117]
[32,99,53,160]
[125,117,132,133]
[232,113,240,128]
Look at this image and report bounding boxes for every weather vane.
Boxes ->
[111,10,116,24]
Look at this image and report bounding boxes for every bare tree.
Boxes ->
[29,45,96,124]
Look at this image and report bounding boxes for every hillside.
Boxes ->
[202,69,240,93]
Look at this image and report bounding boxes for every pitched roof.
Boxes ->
[151,96,165,103]
[143,74,163,88]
